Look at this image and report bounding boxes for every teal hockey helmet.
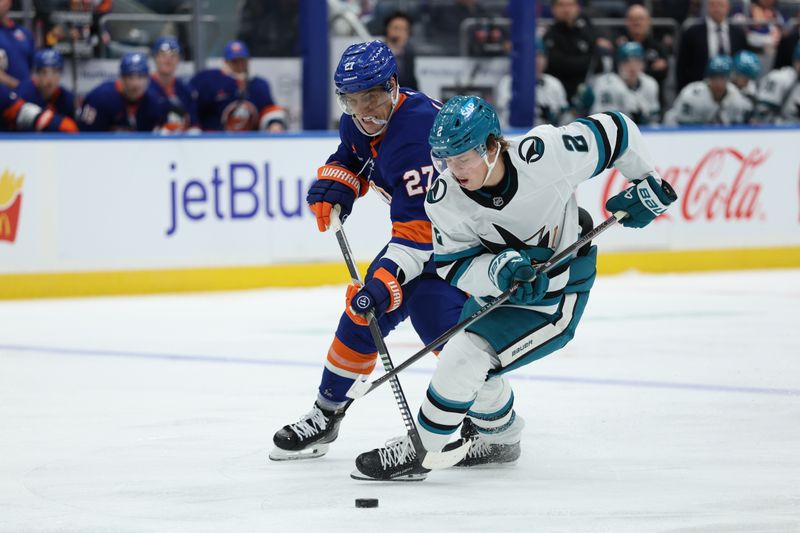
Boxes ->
[429,95,501,160]
[706,55,733,77]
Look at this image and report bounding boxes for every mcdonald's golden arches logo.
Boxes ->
[0,169,24,243]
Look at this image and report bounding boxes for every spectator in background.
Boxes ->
[384,11,418,90]
[666,55,752,125]
[16,49,76,119]
[773,21,799,70]
[496,36,569,127]
[237,0,299,57]
[731,50,761,107]
[0,0,34,89]
[429,0,489,55]
[543,0,611,100]
[676,0,748,90]
[191,40,287,132]
[737,0,783,62]
[589,42,660,125]
[615,5,668,91]
[0,82,77,132]
[755,42,800,123]
[78,52,167,132]
[149,36,199,133]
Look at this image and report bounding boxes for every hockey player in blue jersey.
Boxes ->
[1,82,77,132]
[0,0,34,90]
[191,40,287,132]
[16,49,75,120]
[270,41,468,461]
[78,52,168,132]
[351,96,677,481]
[149,36,199,133]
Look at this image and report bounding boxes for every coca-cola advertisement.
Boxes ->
[576,129,800,252]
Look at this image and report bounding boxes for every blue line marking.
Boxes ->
[2,343,798,397]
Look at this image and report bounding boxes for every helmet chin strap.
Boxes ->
[353,82,400,137]
[479,147,501,189]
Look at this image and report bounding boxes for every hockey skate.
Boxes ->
[452,419,521,467]
[351,435,430,481]
[269,402,345,461]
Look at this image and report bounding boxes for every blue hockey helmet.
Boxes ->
[617,41,645,62]
[224,40,250,60]
[153,36,181,55]
[429,95,501,160]
[706,55,732,77]
[33,49,63,71]
[120,52,149,76]
[732,50,761,80]
[334,40,397,94]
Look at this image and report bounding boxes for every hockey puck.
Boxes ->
[355,498,379,508]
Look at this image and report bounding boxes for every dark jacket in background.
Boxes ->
[774,26,799,70]
[676,20,748,90]
[543,16,598,100]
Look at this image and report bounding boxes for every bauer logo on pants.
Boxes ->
[0,169,24,244]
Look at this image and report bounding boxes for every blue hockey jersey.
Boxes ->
[190,69,286,131]
[1,84,77,132]
[150,75,199,131]
[77,80,167,132]
[0,19,34,83]
[15,78,75,119]
[327,89,443,280]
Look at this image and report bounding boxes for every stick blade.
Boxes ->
[421,438,473,470]
[346,375,372,399]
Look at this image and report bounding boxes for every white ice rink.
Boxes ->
[1,269,799,532]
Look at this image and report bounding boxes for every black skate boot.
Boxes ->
[453,419,521,467]
[269,402,345,461]
[351,435,430,481]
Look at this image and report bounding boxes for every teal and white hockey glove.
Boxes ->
[489,249,549,305]
[605,175,677,228]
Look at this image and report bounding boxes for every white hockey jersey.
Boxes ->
[589,72,660,125]
[424,112,657,315]
[756,66,800,123]
[664,81,752,125]
[496,72,570,127]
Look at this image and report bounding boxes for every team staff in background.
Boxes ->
[78,52,168,132]
[16,49,75,120]
[1,82,77,132]
[352,96,677,481]
[149,36,200,134]
[269,41,467,462]
[0,0,34,89]
[191,40,287,132]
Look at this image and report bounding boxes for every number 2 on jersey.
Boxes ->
[562,134,588,152]
[404,165,436,196]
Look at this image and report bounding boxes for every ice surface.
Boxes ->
[1,270,799,532]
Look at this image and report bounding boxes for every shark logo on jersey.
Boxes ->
[518,136,545,164]
[426,178,447,204]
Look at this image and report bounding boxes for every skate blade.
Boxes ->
[269,443,329,461]
[349,469,427,482]
[453,460,518,469]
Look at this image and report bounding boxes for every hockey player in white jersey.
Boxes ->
[351,96,677,481]
[755,42,800,124]
[731,50,761,107]
[664,55,752,125]
[497,37,570,127]
[589,42,660,125]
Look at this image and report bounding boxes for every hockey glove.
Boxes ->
[345,267,403,326]
[307,164,368,231]
[605,175,677,229]
[490,249,549,306]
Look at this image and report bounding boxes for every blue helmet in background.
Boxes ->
[34,49,63,71]
[617,41,645,62]
[153,36,181,55]
[120,52,149,76]
[224,40,250,60]
[334,40,397,94]
[536,36,546,56]
[706,55,732,77]
[429,95,501,158]
[732,51,761,80]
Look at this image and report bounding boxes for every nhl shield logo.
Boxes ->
[518,136,545,164]
[492,196,504,207]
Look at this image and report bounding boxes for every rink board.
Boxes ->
[0,126,799,298]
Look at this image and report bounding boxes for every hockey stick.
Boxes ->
[328,208,471,470]
[346,210,628,400]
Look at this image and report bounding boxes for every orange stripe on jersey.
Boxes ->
[367,92,408,157]
[326,336,377,375]
[259,104,284,118]
[2,99,23,123]
[392,219,433,244]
